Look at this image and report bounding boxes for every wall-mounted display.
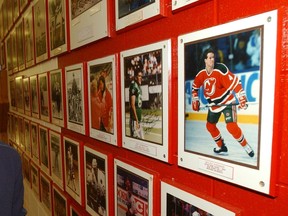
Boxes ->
[172,0,199,11]
[24,119,31,155]
[116,0,163,31]
[52,185,68,216]
[23,153,31,184]
[84,146,109,216]
[88,55,118,145]
[161,179,239,215]
[63,136,83,205]
[31,162,40,198]
[5,34,13,74]
[18,116,25,150]
[39,125,50,174]
[48,0,68,57]
[24,6,35,68]
[65,63,86,135]
[30,75,40,118]
[121,39,171,162]
[40,173,52,215]
[34,0,48,63]
[49,69,64,127]
[39,72,50,122]
[69,0,108,50]
[178,10,277,195]
[31,122,39,164]
[23,77,31,116]
[9,78,16,110]
[11,29,18,73]
[16,18,25,71]
[114,158,155,216]
[49,130,64,189]
[15,76,24,113]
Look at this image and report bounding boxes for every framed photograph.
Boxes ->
[5,35,13,74]
[0,41,6,70]
[23,77,31,116]
[116,0,164,31]
[161,179,239,216]
[177,10,277,194]
[121,40,171,162]
[84,146,109,216]
[34,0,49,63]
[69,203,85,216]
[24,119,31,155]
[49,130,64,189]
[15,76,25,113]
[9,78,16,110]
[88,55,117,145]
[69,0,108,50]
[16,18,25,71]
[11,28,18,73]
[114,158,155,216]
[52,185,68,216]
[22,153,31,184]
[31,162,40,198]
[31,122,40,164]
[49,69,64,127]
[48,0,68,57]
[39,72,50,122]
[24,5,35,68]
[30,75,40,118]
[40,173,52,214]
[63,136,83,205]
[65,63,87,135]
[39,125,50,174]
[172,0,199,11]
[14,115,19,144]
[18,116,25,150]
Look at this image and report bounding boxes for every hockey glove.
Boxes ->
[192,91,200,111]
[237,90,248,109]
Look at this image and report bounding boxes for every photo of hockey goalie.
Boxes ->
[184,28,261,167]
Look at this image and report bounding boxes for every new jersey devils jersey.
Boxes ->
[192,63,243,112]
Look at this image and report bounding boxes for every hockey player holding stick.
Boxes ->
[191,48,254,157]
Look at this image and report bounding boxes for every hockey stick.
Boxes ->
[199,101,258,110]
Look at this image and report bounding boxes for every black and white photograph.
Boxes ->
[49,130,63,189]
[16,19,25,71]
[39,126,49,174]
[121,40,170,162]
[161,179,238,216]
[53,186,67,216]
[23,77,31,116]
[30,75,40,118]
[31,122,39,164]
[116,0,162,30]
[114,158,153,216]
[31,162,40,198]
[64,136,82,204]
[24,119,31,155]
[34,0,48,63]
[65,63,86,135]
[39,72,50,122]
[50,69,64,126]
[177,11,277,194]
[84,146,108,216]
[15,76,24,113]
[24,6,35,68]
[69,0,108,50]
[88,55,117,145]
[40,173,52,214]
[48,0,68,57]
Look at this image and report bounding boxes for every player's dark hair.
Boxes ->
[198,47,216,70]
[97,75,106,93]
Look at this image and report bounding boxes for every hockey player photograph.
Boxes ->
[183,28,262,168]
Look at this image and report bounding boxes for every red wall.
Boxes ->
[3,0,288,215]
[55,0,288,215]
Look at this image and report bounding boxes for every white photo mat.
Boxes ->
[88,55,118,145]
[121,39,171,163]
[177,10,277,195]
